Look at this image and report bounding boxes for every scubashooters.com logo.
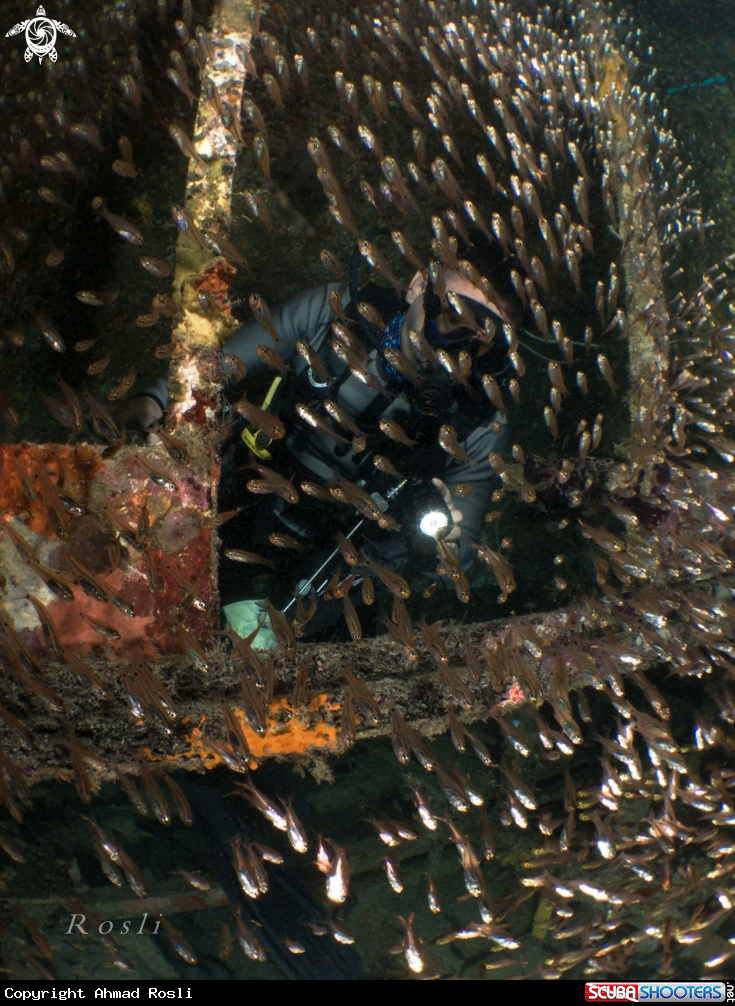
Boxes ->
[4,5,76,64]
[585,984,733,1002]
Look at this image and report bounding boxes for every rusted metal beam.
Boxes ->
[591,8,671,450]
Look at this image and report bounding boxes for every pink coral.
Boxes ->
[156,505,201,553]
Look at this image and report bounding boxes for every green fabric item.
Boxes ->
[222,599,276,652]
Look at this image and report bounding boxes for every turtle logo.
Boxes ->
[5,5,76,64]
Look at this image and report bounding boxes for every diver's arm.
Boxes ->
[121,285,350,426]
[222,282,349,375]
[443,414,506,567]
[450,482,492,567]
[111,373,168,430]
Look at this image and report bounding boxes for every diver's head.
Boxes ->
[402,265,499,344]
[401,228,525,368]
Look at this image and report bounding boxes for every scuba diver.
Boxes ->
[114,230,524,645]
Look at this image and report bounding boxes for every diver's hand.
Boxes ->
[405,268,428,305]
[431,478,463,550]
[110,395,163,432]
